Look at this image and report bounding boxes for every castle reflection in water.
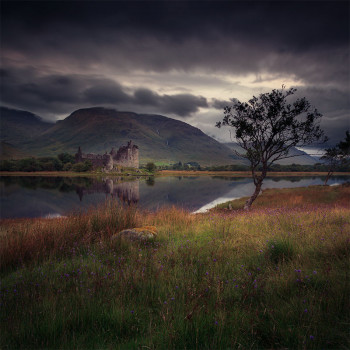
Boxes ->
[75,177,140,205]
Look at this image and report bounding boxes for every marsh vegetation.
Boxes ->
[1,185,349,349]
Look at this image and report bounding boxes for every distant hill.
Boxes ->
[1,106,319,166]
[0,106,53,144]
[0,141,30,160]
[11,107,241,166]
[223,142,318,166]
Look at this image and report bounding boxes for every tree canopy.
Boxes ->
[217,87,327,209]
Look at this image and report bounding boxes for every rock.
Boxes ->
[112,226,157,241]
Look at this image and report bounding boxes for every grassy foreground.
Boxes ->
[1,185,349,349]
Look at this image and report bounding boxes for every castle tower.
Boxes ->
[113,140,139,168]
[110,147,117,157]
[131,143,139,168]
[75,146,83,163]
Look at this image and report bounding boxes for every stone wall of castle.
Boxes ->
[115,142,139,168]
[75,141,139,171]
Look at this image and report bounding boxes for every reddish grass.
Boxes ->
[0,202,139,271]
[215,184,350,211]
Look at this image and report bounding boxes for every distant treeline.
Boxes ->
[0,153,93,172]
[158,161,350,172]
[1,157,350,173]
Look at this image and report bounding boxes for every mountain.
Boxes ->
[1,106,319,166]
[223,142,318,165]
[0,106,53,145]
[19,107,241,166]
[0,141,30,160]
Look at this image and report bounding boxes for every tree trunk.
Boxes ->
[244,179,263,210]
[324,170,333,185]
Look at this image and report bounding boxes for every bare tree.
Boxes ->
[322,131,350,185]
[216,87,327,210]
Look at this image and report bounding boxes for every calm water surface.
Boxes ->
[1,175,349,219]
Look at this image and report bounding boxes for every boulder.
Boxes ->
[112,226,157,241]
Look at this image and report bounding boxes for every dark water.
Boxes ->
[1,175,349,219]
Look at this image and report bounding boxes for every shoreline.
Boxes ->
[1,183,349,223]
[1,170,350,177]
[0,171,152,177]
[157,170,350,177]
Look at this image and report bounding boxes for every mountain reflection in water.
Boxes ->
[1,175,349,219]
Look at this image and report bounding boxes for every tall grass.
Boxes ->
[1,186,349,349]
[0,201,139,271]
[216,183,350,210]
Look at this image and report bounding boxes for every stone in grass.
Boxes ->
[113,226,158,241]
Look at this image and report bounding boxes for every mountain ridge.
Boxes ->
[0,106,53,145]
[222,142,318,166]
[0,106,318,166]
[3,107,240,165]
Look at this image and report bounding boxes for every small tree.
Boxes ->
[58,152,75,164]
[145,162,156,173]
[216,87,326,210]
[72,160,93,172]
[321,131,350,185]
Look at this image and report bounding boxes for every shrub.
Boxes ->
[63,162,72,171]
[145,162,156,173]
[57,153,75,164]
[72,160,93,172]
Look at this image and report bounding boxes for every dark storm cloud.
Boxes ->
[134,88,207,116]
[158,94,208,116]
[0,67,87,115]
[210,87,349,144]
[0,67,208,118]
[1,67,78,114]
[295,87,350,114]
[3,1,348,51]
[1,1,349,144]
[84,81,131,105]
[211,98,239,110]
[1,1,348,86]
[212,87,349,115]
[134,89,160,107]
[293,86,350,145]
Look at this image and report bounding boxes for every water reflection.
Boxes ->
[75,177,139,204]
[1,175,349,219]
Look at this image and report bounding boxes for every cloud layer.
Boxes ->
[1,1,349,144]
[0,67,208,118]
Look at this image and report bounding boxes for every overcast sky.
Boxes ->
[1,0,349,145]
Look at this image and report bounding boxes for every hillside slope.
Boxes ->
[223,142,318,165]
[22,107,240,166]
[2,106,319,166]
[0,107,53,144]
[0,142,30,160]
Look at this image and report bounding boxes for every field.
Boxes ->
[1,185,349,349]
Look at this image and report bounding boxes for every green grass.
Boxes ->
[1,186,349,349]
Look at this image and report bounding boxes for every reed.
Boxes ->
[0,201,139,271]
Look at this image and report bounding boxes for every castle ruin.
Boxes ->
[75,141,139,171]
